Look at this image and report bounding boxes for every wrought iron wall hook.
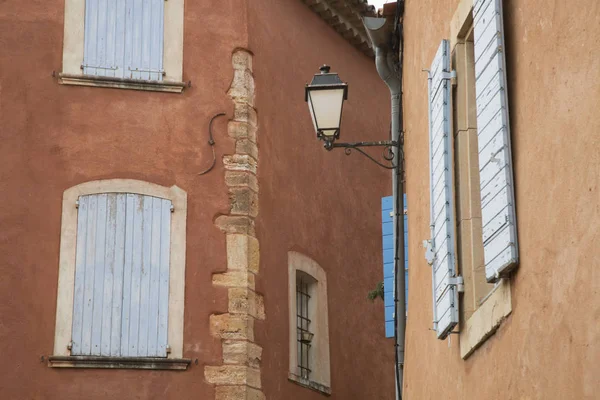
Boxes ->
[324,139,400,169]
[198,112,226,176]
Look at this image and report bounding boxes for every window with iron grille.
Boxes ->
[296,272,314,379]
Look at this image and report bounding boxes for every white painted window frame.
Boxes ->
[60,0,185,93]
[288,252,331,395]
[53,179,187,360]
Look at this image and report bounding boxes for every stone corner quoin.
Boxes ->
[205,49,266,400]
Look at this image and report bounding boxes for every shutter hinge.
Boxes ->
[441,70,457,86]
[423,240,435,266]
[75,200,79,208]
[170,204,175,213]
[166,345,172,354]
[67,341,73,351]
[448,276,464,293]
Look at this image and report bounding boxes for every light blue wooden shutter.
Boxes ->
[71,193,171,357]
[428,40,459,339]
[381,194,409,338]
[473,0,518,282]
[381,196,394,338]
[83,0,165,81]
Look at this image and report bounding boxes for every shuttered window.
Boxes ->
[71,193,172,357]
[473,0,518,282]
[382,195,408,338]
[428,40,459,339]
[83,0,165,81]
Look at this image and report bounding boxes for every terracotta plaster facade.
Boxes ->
[0,0,394,399]
[401,0,600,399]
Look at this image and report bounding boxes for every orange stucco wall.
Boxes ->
[0,0,395,398]
[402,0,600,399]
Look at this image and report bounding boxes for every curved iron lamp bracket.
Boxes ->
[324,139,399,169]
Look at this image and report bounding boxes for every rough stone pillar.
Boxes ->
[205,49,266,400]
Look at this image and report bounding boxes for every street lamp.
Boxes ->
[305,65,399,169]
[305,65,348,144]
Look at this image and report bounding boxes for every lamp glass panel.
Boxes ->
[307,88,345,137]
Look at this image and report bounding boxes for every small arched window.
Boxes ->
[288,252,331,395]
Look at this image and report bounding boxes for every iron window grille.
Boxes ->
[296,274,312,380]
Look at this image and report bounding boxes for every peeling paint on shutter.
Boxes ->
[428,40,459,339]
[473,0,518,282]
[83,0,164,81]
[71,193,171,357]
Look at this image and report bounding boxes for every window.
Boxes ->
[424,0,516,358]
[296,272,314,380]
[288,252,331,395]
[60,0,185,92]
[50,180,189,369]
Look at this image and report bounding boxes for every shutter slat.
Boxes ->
[71,196,89,355]
[100,194,117,356]
[83,0,99,76]
[120,194,135,356]
[474,0,518,281]
[428,40,459,339]
[91,194,108,355]
[110,193,127,356]
[157,199,171,356]
[137,195,153,356]
[127,194,144,355]
[80,194,98,354]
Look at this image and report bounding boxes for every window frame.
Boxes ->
[450,0,513,359]
[288,252,331,395]
[51,179,188,369]
[60,0,185,93]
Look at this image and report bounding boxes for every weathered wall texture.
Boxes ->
[248,1,395,399]
[0,0,248,398]
[402,0,600,399]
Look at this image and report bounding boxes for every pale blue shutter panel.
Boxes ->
[83,0,164,81]
[381,194,409,338]
[428,40,459,339]
[473,0,518,282]
[381,196,394,338]
[71,193,171,357]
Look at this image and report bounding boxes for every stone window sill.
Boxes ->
[48,356,191,370]
[58,74,186,93]
[460,279,512,359]
[288,372,331,396]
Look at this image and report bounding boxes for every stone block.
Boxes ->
[223,154,257,174]
[227,234,259,273]
[235,139,259,160]
[205,365,261,389]
[215,216,255,236]
[228,68,255,106]
[213,270,255,290]
[232,50,253,72]
[210,313,254,341]
[225,171,259,193]
[228,121,257,143]
[233,103,258,128]
[229,187,259,218]
[222,340,262,368]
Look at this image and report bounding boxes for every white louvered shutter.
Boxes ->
[428,40,459,339]
[83,0,165,81]
[71,193,171,357]
[473,0,518,282]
